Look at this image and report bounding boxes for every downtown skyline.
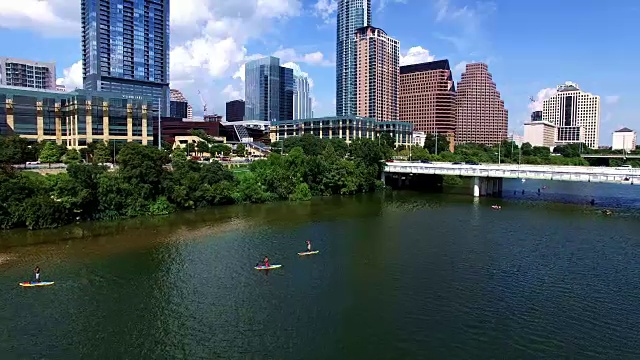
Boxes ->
[0,0,636,143]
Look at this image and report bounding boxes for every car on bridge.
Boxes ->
[465,161,480,165]
[452,162,463,165]
[420,160,431,164]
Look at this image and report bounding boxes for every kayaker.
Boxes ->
[34,266,41,282]
[306,240,312,252]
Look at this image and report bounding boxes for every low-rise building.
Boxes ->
[270,115,413,146]
[523,120,556,148]
[412,131,426,147]
[0,85,153,148]
[612,127,636,151]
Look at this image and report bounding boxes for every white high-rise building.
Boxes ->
[542,82,600,149]
[612,127,636,151]
[293,75,313,119]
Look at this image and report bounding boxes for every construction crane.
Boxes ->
[198,90,207,116]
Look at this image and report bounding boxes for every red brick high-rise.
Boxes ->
[455,63,508,145]
[399,60,456,136]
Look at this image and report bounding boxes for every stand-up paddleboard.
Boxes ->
[255,265,282,270]
[298,251,319,256]
[19,282,54,287]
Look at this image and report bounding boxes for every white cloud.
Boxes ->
[273,48,333,66]
[313,0,337,23]
[282,62,314,87]
[454,61,468,74]
[433,0,496,53]
[400,47,436,66]
[528,87,557,112]
[376,0,407,12]
[56,60,83,90]
[605,95,620,104]
[0,0,79,36]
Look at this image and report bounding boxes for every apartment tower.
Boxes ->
[355,26,400,120]
[293,76,313,120]
[399,60,456,136]
[81,0,170,115]
[455,63,508,145]
[542,82,600,149]
[0,57,56,90]
[336,0,371,116]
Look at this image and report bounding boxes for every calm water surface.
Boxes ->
[1,180,640,359]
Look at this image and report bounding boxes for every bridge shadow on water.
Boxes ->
[387,174,640,216]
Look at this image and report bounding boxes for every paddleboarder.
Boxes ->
[263,256,270,268]
[34,266,41,283]
[305,240,312,252]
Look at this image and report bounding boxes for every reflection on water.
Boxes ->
[1,180,640,358]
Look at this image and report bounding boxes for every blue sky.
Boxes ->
[0,0,638,144]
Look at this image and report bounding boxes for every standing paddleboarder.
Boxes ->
[34,266,41,283]
[305,240,312,253]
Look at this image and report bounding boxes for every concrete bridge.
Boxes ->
[383,161,640,197]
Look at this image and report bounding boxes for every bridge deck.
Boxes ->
[384,161,640,184]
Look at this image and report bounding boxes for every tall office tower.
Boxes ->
[169,88,189,119]
[280,66,294,121]
[225,100,245,122]
[355,26,399,120]
[293,75,313,120]
[244,56,293,121]
[455,63,508,146]
[399,60,456,135]
[336,0,371,116]
[542,82,600,149]
[0,57,56,90]
[81,0,170,115]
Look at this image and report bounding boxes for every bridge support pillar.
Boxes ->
[473,176,480,197]
[480,178,487,196]
[486,178,494,196]
[492,178,500,196]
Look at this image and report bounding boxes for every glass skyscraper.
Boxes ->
[81,0,170,116]
[336,0,371,116]
[244,56,293,121]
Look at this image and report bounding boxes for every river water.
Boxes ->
[1,179,640,359]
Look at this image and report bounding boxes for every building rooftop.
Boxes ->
[615,127,634,133]
[400,60,451,74]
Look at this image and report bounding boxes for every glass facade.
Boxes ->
[280,66,294,121]
[270,115,412,145]
[244,57,297,122]
[0,86,153,148]
[336,0,371,116]
[82,0,170,116]
[170,100,188,119]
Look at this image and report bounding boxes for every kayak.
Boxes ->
[298,251,320,256]
[255,265,282,270]
[19,282,54,287]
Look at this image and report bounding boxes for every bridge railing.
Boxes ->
[384,161,639,177]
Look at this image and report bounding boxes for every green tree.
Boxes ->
[0,135,36,164]
[196,140,210,156]
[325,138,349,158]
[423,134,450,155]
[63,148,82,164]
[236,143,246,157]
[94,141,113,164]
[39,141,61,167]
